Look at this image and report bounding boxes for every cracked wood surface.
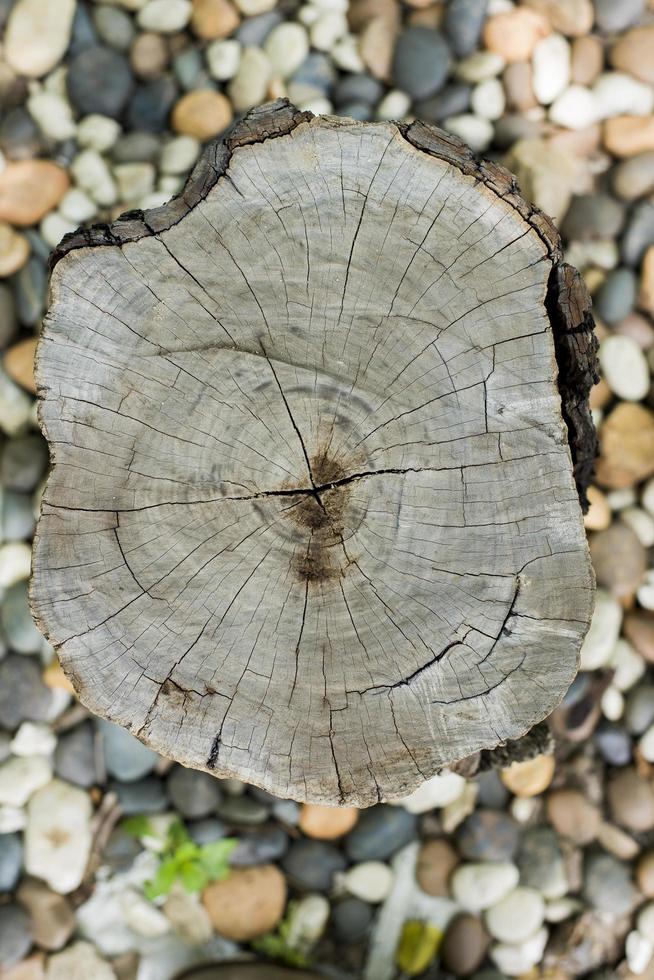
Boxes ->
[31,100,596,806]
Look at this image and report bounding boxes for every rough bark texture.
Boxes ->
[32,100,596,806]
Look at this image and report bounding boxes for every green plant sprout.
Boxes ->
[122,815,237,901]
[251,901,313,969]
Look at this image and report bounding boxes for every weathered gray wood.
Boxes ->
[31,100,596,806]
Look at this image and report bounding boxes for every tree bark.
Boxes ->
[32,100,596,806]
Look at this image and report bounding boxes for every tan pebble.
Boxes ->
[597,821,640,861]
[608,767,654,833]
[3,337,37,394]
[0,222,30,277]
[596,403,654,489]
[407,7,443,28]
[43,661,75,694]
[571,35,603,86]
[638,850,654,897]
[130,32,169,78]
[610,27,654,86]
[171,89,233,140]
[546,788,601,844]
[482,8,551,64]
[503,62,538,111]
[404,0,438,8]
[639,246,654,317]
[604,116,654,158]
[202,864,286,940]
[589,375,612,410]
[299,803,359,840]
[500,754,555,798]
[624,611,654,664]
[523,0,593,37]
[191,0,240,39]
[589,520,647,604]
[359,13,399,81]
[0,160,69,227]
[2,954,46,980]
[415,838,459,896]
[548,124,601,158]
[584,485,611,531]
[4,0,76,79]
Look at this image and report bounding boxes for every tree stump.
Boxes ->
[31,100,597,806]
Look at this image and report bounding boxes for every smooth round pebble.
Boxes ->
[342,861,393,904]
[171,89,233,140]
[299,803,358,840]
[500,754,555,798]
[392,27,452,100]
[485,886,545,943]
[451,861,519,912]
[599,334,649,401]
[138,0,192,32]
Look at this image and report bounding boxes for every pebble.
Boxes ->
[172,88,233,139]
[518,826,568,899]
[229,824,288,865]
[264,22,309,79]
[342,860,394,904]
[138,0,191,31]
[4,0,77,78]
[505,138,578,220]
[331,895,373,944]
[589,520,647,601]
[45,941,117,980]
[608,766,654,832]
[571,35,603,85]
[25,778,92,894]
[0,223,30,279]
[216,794,269,825]
[228,45,271,110]
[442,913,490,976]
[610,26,654,86]
[482,8,550,63]
[451,861,519,912]
[54,722,96,788]
[282,838,347,891]
[626,684,654,736]
[191,0,239,39]
[485,886,545,943]
[165,765,222,818]
[392,27,451,100]
[17,879,75,951]
[398,771,466,814]
[67,45,134,118]
[444,0,489,58]
[639,851,654,898]
[0,372,31,440]
[623,200,654,266]
[445,113,494,152]
[584,851,637,915]
[14,257,47,328]
[110,776,168,814]
[639,901,654,939]
[0,904,32,970]
[0,656,52,731]
[532,32,570,105]
[456,809,519,861]
[562,192,625,242]
[604,115,654,158]
[456,49,505,82]
[299,803,358,839]
[593,72,654,119]
[549,84,598,129]
[546,788,601,844]
[162,885,212,944]
[0,160,70,227]
[596,270,638,327]
[500,754,555,797]
[98,719,158,782]
[415,837,459,896]
[131,31,169,77]
[527,0,593,36]
[596,404,654,489]
[202,863,286,940]
[594,0,645,33]
[471,77,505,119]
[642,245,654,316]
[234,0,276,13]
[11,722,55,757]
[206,38,241,80]
[491,926,548,977]
[58,188,98,225]
[114,162,156,203]
[345,805,417,862]
[77,114,121,152]
[0,832,22,892]
[0,755,52,807]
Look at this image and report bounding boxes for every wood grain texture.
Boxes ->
[32,100,596,806]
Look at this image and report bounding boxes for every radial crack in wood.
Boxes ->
[31,99,596,806]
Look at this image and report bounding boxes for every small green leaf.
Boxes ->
[199,838,237,878]
[121,815,153,838]
[395,920,443,976]
[144,857,179,900]
[180,860,208,893]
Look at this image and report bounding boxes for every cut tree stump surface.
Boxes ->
[31,100,597,806]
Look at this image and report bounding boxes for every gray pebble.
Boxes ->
[474,769,509,810]
[216,794,270,826]
[493,114,544,150]
[54,721,97,788]
[594,721,632,766]
[583,852,637,915]
[415,82,472,122]
[1,435,48,493]
[111,777,168,814]
[69,2,99,55]
[282,838,347,891]
[331,896,373,943]
[0,904,31,968]
[0,107,43,162]
[594,267,637,324]
[0,285,17,349]
[127,76,178,133]
[93,4,135,51]
[456,809,520,862]
[613,152,654,202]
[103,827,143,872]
[187,818,228,846]
[625,684,654,735]
[236,10,283,46]
[14,255,46,327]
[2,491,36,542]
[112,131,161,165]
[98,718,159,782]
[622,201,654,268]
[444,0,488,57]
[166,765,223,819]
[67,45,134,119]
[291,52,336,93]
[2,581,46,655]
[393,27,452,101]
[333,74,384,107]
[230,825,289,866]
[173,47,207,91]
[345,805,417,862]
[338,102,373,121]
[0,655,52,731]
[518,827,567,899]
[23,230,50,265]
[0,833,22,893]
[593,0,645,33]
[0,0,14,31]
[271,798,300,825]
[0,734,10,765]
[562,193,625,243]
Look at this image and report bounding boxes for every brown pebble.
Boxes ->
[2,955,46,980]
[604,116,654,158]
[610,27,654,86]
[482,8,550,63]
[171,89,233,140]
[595,403,654,489]
[584,486,611,532]
[0,221,30,277]
[0,160,69,227]
[546,788,601,845]
[589,520,647,604]
[298,803,359,840]
[17,879,75,951]
[130,32,169,77]
[589,376,611,411]
[191,0,240,39]
[523,0,593,36]
[571,35,604,85]
[597,821,640,861]
[640,245,654,317]
[500,754,555,798]
[613,312,654,349]
[638,850,654,897]
[442,913,490,976]
[416,838,459,897]
[503,62,537,111]
[624,611,654,664]
[608,767,654,833]
[4,337,37,394]
[359,11,399,81]
[202,864,286,940]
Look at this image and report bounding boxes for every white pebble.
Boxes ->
[510,796,540,823]
[158,175,183,196]
[638,570,654,611]
[0,541,31,587]
[26,779,92,894]
[234,0,276,12]
[343,861,394,904]
[40,212,78,249]
[444,114,494,152]
[298,96,332,115]
[160,135,200,175]
[137,0,192,32]
[310,0,348,9]
[0,368,33,437]
[27,90,76,141]
[639,724,654,763]
[642,477,654,518]
[565,240,619,271]
[456,51,505,83]
[637,902,654,941]
[377,90,411,120]
[310,10,347,51]
[622,507,654,548]
[532,33,570,106]
[77,114,121,153]
[11,722,56,758]
[471,77,505,121]
[601,684,624,721]
[579,589,622,671]
[120,889,170,937]
[0,755,52,807]
[491,926,549,977]
[626,930,654,975]
[286,893,330,951]
[599,335,650,401]
[265,22,309,79]
[139,191,171,209]
[206,38,241,81]
[545,897,582,922]
[58,188,98,224]
[396,770,466,813]
[610,639,646,692]
[297,2,320,24]
[485,887,545,944]
[330,34,364,73]
[593,72,654,120]
[71,150,118,207]
[442,780,478,833]
[607,487,637,510]
[488,0,514,10]
[451,862,519,912]
[549,85,598,130]
[0,806,27,833]
[114,162,155,204]
[228,46,272,112]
